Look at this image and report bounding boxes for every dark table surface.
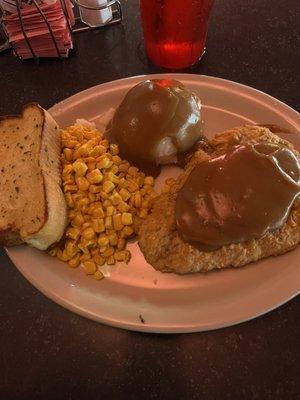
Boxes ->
[1,0,300,399]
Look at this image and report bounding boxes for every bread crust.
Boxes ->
[0,228,23,247]
[136,126,300,274]
[0,104,67,250]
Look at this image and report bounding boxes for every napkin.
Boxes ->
[2,0,75,59]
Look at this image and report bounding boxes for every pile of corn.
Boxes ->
[50,122,157,280]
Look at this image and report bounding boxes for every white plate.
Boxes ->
[7,74,300,333]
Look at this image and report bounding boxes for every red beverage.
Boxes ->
[140,0,214,69]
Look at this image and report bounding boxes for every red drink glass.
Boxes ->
[140,0,214,69]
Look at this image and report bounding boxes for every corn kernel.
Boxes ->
[106,206,116,216]
[121,212,133,226]
[83,214,91,222]
[100,139,109,147]
[88,192,96,202]
[94,254,105,266]
[66,227,81,241]
[122,226,134,237]
[134,192,141,208]
[82,227,95,240]
[62,139,77,149]
[110,192,122,205]
[118,177,127,188]
[103,247,114,257]
[104,172,119,184]
[144,176,154,186]
[109,143,119,155]
[48,247,57,257]
[127,180,139,193]
[129,196,135,207]
[72,192,83,202]
[92,205,105,218]
[72,148,81,160]
[76,197,89,211]
[99,246,108,254]
[87,162,96,172]
[73,160,88,176]
[98,235,109,247]
[81,236,97,247]
[65,240,79,257]
[111,155,122,166]
[119,188,130,201]
[97,156,112,169]
[92,218,105,233]
[90,248,99,257]
[128,166,139,176]
[114,250,130,262]
[93,270,104,280]
[72,213,85,226]
[109,165,119,174]
[56,249,65,261]
[100,191,109,200]
[89,184,102,194]
[68,253,81,268]
[63,147,73,161]
[76,176,90,191]
[105,216,113,229]
[57,249,71,262]
[103,180,115,193]
[64,184,77,193]
[84,156,96,163]
[63,176,75,186]
[107,232,118,246]
[63,165,73,176]
[65,192,74,208]
[95,145,107,155]
[103,199,112,209]
[83,260,97,275]
[80,253,91,262]
[106,256,115,265]
[117,201,131,213]
[119,162,130,173]
[124,250,131,263]
[86,169,103,184]
[78,143,92,157]
[144,185,154,194]
[72,130,84,142]
[89,146,102,158]
[113,214,123,231]
[117,238,126,251]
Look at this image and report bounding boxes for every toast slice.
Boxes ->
[0,104,67,250]
[136,125,300,274]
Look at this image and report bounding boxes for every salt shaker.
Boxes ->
[78,0,113,27]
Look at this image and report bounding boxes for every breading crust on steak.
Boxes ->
[136,125,300,274]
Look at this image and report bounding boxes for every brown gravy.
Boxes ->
[175,144,300,251]
[106,79,203,176]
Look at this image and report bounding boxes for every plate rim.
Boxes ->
[50,73,300,126]
[6,248,300,334]
[6,73,300,333]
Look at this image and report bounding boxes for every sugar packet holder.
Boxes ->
[0,0,122,60]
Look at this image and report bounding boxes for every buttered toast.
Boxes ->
[0,104,67,250]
